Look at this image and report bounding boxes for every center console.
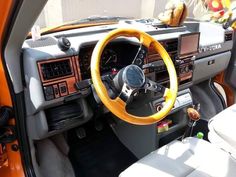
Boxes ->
[144,33,199,147]
[144,32,199,91]
[154,89,192,147]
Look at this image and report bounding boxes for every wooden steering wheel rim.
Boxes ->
[91,28,178,125]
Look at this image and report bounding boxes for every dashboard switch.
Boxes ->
[59,82,68,96]
[44,86,54,101]
[53,84,60,98]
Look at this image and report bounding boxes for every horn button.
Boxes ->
[122,65,145,89]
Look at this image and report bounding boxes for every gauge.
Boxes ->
[101,49,118,70]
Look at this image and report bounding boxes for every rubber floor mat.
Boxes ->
[68,121,137,177]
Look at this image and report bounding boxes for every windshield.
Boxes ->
[34,0,233,29]
[34,0,146,28]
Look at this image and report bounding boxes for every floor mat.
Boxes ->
[68,121,137,177]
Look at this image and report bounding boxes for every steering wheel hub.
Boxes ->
[123,65,145,89]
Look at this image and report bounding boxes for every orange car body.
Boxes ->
[0,1,25,177]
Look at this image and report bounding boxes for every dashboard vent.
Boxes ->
[165,40,178,52]
[225,33,233,41]
[39,59,73,81]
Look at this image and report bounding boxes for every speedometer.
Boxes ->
[101,49,118,70]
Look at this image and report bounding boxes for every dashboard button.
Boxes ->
[44,86,54,101]
[61,86,67,93]
[59,82,68,96]
[140,49,146,54]
[53,84,60,98]
[138,54,144,59]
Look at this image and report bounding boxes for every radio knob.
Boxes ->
[134,58,143,66]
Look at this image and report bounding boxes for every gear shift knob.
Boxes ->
[182,107,201,140]
[187,108,200,121]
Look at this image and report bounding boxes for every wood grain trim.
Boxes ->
[74,55,82,81]
[71,56,79,82]
[27,21,118,37]
[38,56,82,100]
[37,57,74,83]
[179,72,192,81]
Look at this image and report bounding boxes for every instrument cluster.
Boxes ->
[79,42,139,80]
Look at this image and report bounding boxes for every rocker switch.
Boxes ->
[44,86,54,101]
[59,82,68,96]
[53,84,60,98]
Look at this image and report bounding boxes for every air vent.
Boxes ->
[165,40,178,52]
[225,33,233,41]
[39,58,73,81]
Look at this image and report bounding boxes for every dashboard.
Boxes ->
[22,20,233,139]
[36,34,199,102]
[36,42,140,101]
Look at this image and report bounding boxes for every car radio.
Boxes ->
[144,32,200,86]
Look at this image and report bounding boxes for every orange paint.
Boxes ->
[214,72,235,107]
[27,21,118,37]
[0,1,25,177]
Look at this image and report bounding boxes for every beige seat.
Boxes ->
[120,137,236,177]
[208,104,236,156]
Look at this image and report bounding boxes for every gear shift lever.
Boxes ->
[182,107,200,140]
[187,108,200,122]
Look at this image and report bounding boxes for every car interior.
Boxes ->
[1,0,236,177]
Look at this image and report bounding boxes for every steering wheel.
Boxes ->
[91,28,178,125]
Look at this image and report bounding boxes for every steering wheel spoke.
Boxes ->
[132,45,148,68]
[119,83,137,104]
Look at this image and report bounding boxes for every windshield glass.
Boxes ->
[35,0,145,28]
[34,0,233,29]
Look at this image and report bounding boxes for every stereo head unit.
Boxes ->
[179,32,200,57]
[143,32,199,88]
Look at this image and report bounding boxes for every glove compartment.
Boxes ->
[193,51,231,84]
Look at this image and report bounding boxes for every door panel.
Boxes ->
[225,32,236,104]
[0,1,25,177]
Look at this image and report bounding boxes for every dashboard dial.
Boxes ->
[101,49,118,70]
